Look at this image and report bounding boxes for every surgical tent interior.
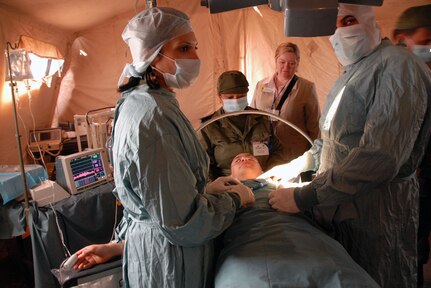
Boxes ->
[0,0,430,286]
[0,0,430,165]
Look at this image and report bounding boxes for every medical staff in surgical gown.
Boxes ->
[110,7,254,288]
[264,4,431,288]
[308,38,431,288]
[113,86,243,287]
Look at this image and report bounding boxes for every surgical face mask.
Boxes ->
[330,24,377,67]
[412,45,431,64]
[155,53,200,89]
[222,96,248,112]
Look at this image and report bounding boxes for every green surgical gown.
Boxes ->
[298,39,431,287]
[112,85,238,287]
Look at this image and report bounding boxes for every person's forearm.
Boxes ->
[107,241,124,258]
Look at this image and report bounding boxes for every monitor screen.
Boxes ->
[70,152,106,189]
[56,148,112,194]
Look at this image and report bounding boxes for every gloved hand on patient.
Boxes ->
[206,175,255,207]
[205,176,241,193]
[268,187,301,213]
[261,157,310,213]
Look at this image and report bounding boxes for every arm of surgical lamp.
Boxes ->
[201,0,268,14]
[201,0,383,37]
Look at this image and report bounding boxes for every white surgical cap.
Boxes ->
[337,4,382,47]
[118,7,193,86]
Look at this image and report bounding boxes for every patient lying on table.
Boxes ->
[215,153,379,287]
[71,153,379,287]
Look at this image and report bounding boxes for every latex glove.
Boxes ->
[228,182,255,207]
[73,242,123,270]
[268,187,300,213]
[206,176,241,194]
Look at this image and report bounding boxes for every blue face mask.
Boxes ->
[412,45,431,64]
[222,96,248,112]
[154,53,200,89]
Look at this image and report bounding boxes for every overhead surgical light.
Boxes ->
[340,0,383,4]
[275,0,339,37]
[201,0,383,37]
[200,0,267,14]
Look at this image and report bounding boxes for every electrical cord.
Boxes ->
[109,195,119,243]
[49,202,72,259]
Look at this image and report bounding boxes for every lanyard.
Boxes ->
[272,75,298,110]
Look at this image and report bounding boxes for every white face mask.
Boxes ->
[412,45,431,64]
[330,24,378,67]
[154,53,200,89]
[222,97,248,112]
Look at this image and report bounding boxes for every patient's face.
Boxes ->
[231,153,263,180]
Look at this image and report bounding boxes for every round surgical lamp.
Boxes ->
[196,110,313,145]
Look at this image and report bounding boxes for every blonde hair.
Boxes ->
[275,42,300,61]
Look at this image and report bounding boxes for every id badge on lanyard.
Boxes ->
[252,141,269,156]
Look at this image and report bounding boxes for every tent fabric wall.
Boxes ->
[0,0,429,165]
[0,5,74,164]
[52,1,339,128]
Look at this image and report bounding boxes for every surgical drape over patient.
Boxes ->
[118,7,193,84]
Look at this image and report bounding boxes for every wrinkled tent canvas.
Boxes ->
[0,0,429,164]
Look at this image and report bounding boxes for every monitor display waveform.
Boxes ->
[73,170,95,181]
[70,152,106,189]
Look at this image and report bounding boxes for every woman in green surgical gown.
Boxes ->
[74,7,255,288]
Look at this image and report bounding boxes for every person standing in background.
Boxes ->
[393,4,431,69]
[200,70,283,180]
[250,42,321,163]
[393,5,431,287]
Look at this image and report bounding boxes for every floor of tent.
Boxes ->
[1,236,431,287]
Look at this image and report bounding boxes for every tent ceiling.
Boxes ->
[0,0,146,32]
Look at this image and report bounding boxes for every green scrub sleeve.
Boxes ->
[294,185,318,211]
[227,192,241,209]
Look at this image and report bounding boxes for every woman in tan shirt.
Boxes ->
[251,42,321,163]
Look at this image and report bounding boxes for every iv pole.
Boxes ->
[5,41,30,221]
